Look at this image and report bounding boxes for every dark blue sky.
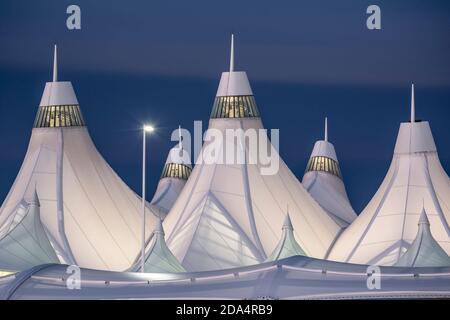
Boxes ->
[0,0,449,212]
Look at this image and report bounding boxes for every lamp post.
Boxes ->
[141,124,154,273]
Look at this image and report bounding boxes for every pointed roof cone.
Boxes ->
[0,46,163,272]
[150,128,192,215]
[411,83,415,123]
[142,220,186,273]
[395,207,450,267]
[302,118,357,226]
[163,36,343,272]
[328,88,448,266]
[0,192,59,271]
[265,211,306,262]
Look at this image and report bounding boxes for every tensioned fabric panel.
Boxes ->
[0,127,159,271]
[61,128,157,270]
[164,117,342,271]
[141,225,186,273]
[144,237,186,273]
[328,151,450,266]
[0,130,57,228]
[150,178,186,215]
[166,161,263,270]
[303,172,356,226]
[249,155,339,257]
[266,220,306,262]
[0,201,59,271]
[427,154,450,226]
[181,197,261,271]
[395,212,450,267]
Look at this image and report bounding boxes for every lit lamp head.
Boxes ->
[144,125,155,133]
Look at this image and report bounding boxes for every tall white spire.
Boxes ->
[229,34,234,72]
[411,83,415,123]
[53,44,58,82]
[324,117,328,142]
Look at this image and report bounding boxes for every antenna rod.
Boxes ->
[229,34,234,72]
[53,44,58,82]
[411,83,415,123]
[324,117,328,141]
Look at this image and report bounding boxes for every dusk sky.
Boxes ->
[0,0,449,212]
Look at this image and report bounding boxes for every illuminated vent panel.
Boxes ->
[34,105,85,128]
[305,156,342,179]
[160,163,192,180]
[210,95,260,119]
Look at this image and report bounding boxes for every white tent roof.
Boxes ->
[395,208,450,267]
[163,35,342,272]
[150,178,186,217]
[138,219,186,273]
[265,212,306,262]
[302,118,357,226]
[0,46,158,271]
[0,190,59,272]
[328,85,450,265]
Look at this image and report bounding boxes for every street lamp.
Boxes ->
[141,124,154,273]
